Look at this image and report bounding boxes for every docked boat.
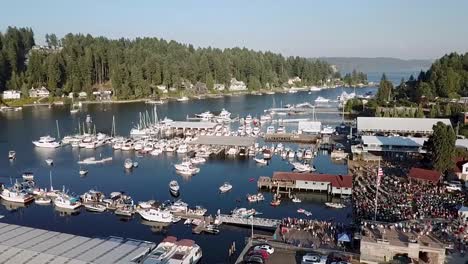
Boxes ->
[34,196,51,205]
[247,193,265,202]
[314,96,330,104]
[266,126,275,134]
[292,196,302,203]
[190,157,206,164]
[219,182,232,193]
[124,159,133,169]
[45,158,54,166]
[325,202,346,209]
[231,208,256,218]
[253,157,267,165]
[8,150,16,160]
[22,172,34,181]
[33,136,61,148]
[0,184,34,203]
[84,203,107,212]
[138,208,173,223]
[54,193,82,210]
[169,180,180,196]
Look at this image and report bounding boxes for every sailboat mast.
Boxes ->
[49,170,53,191]
[56,120,60,139]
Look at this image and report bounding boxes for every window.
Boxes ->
[321,183,324,186]
[304,182,308,184]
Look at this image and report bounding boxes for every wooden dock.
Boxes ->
[216,214,281,229]
[264,133,318,143]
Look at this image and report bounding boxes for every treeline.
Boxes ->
[342,69,367,86]
[396,52,468,101]
[0,27,334,99]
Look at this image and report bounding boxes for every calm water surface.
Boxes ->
[0,87,374,263]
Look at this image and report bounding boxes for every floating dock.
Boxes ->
[216,214,281,229]
[264,133,318,143]
[0,222,155,264]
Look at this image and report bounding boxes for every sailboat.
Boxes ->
[70,96,80,114]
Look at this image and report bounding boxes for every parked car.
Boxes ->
[253,244,274,254]
[244,255,264,264]
[301,253,327,264]
[247,250,269,260]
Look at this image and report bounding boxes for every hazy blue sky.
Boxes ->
[1,0,467,59]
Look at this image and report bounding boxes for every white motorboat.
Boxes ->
[79,169,88,176]
[176,144,189,154]
[253,158,267,165]
[325,202,346,209]
[84,203,107,212]
[219,182,232,193]
[321,125,336,135]
[177,96,189,102]
[174,161,200,175]
[292,196,302,203]
[190,157,206,164]
[33,136,61,148]
[314,96,330,104]
[169,180,180,196]
[266,126,275,134]
[22,172,34,181]
[291,162,313,172]
[54,193,82,210]
[138,208,173,223]
[34,196,51,205]
[124,159,133,169]
[45,158,54,166]
[8,150,16,160]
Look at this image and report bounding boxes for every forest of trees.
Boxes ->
[395,52,468,101]
[0,27,334,99]
[342,69,367,86]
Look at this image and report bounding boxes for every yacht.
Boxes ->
[174,161,200,175]
[169,180,180,196]
[216,109,231,122]
[314,96,330,104]
[124,159,133,169]
[253,157,267,165]
[0,184,34,203]
[54,193,82,210]
[176,144,189,154]
[138,208,173,223]
[219,182,232,193]
[32,136,61,148]
[8,150,16,160]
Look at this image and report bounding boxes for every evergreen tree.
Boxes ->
[427,122,456,172]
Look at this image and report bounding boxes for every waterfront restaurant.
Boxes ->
[258,172,352,196]
[356,117,451,136]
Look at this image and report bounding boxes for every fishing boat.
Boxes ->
[219,182,232,193]
[33,136,61,148]
[253,157,267,165]
[325,202,346,209]
[0,184,34,203]
[22,172,34,181]
[169,180,180,196]
[8,150,16,160]
[124,159,133,169]
[35,196,51,205]
[45,158,54,166]
[54,193,82,210]
[138,208,173,223]
[84,203,107,212]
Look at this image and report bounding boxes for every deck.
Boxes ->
[0,222,155,264]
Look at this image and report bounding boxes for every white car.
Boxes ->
[302,254,327,264]
[253,244,274,255]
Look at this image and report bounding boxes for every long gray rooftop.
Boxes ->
[168,121,218,129]
[357,117,451,134]
[188,135,256,147]
[0,222,155,264]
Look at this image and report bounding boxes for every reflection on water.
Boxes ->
[1,199,30,211]
[140,219,171,234]
[54,206,81,216]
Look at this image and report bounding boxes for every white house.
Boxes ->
[229,78,247,91]
[2,90,21,100]
[455,160,468,181]
[29,86,50,98]
[287,76,301,85]
[214,83,225,91]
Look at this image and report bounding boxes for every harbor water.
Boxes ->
[0,87,374,263]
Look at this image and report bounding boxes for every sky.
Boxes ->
[1,0,468,60]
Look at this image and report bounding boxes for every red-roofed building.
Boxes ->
[408,167,442,184]
[265,172,352,196]
[454,158,468,181]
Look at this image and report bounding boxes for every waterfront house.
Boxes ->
[29,86,50,98]
[229,78,247,91]
[2,90,21,100]
[258,172,352,196]
[287,76,301,85]
[408,167,442,184]
[92,90,112,100]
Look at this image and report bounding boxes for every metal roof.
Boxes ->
[168,121,218,129]
[455,139,468,149]
[0,223,155,264]
[361,136,427,147]
[357,117,451,134]
[188,135,256,147]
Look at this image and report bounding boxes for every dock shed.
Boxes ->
[357,117,451,135]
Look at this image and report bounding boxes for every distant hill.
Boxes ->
[318,57,433,74]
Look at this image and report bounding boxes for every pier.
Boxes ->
[0,222,155,264]
[264,133,318,143]
[216,214,281,229]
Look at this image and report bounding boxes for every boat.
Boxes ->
[138,208,173,223]
[325,202,346,209]
[247,193,265,202]
[35,196,51,205]
[204,224,220,235]
[309,86,322,92]
[292,196,302,203]
[54,193,82,210]
[176,144,189,154]
[291,162,314,172]
[297,208,305,213]
[174,161,200,175]
[314,96,329,104]
[141,236,202,264]
[8,150,15,160]
[124,159,133,169]
[169,180,180,196]
[231,208,256,218]
[177,96,189,102]
[253,158,267,165]
[84,203,107,212]
[0,184,34,203]
[22,172,34,181]
[79,169,88,176]
[321,125,335,135]
[190,157,206,164]
[219,182,232,193]
[266,126,275,134]
[33,136,61,148]
[45,158,54,166]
